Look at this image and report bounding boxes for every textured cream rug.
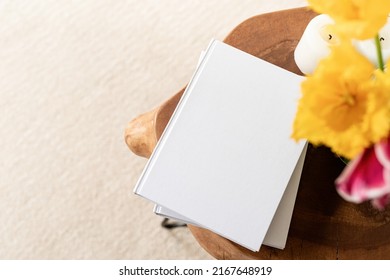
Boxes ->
[0,0,307,259]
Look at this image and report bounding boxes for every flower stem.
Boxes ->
[375,34,385,71]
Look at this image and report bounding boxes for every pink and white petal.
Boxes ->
[335,153,364,203]
[336,147,390,203]
[371,194,390,210]
[375,137,390,169]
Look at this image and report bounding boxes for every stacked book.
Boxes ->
[133,40,307,252]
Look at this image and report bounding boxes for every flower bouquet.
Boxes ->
[293,0,390,209]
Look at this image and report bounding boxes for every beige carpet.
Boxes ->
[0,0,307,259]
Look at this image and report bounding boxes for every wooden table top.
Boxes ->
[125,7,390,259]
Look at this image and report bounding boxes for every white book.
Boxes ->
[154,143,307,250]
[153,49,307,250]
[134,40,306,251]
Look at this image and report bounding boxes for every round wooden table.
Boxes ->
[125,7,390,259]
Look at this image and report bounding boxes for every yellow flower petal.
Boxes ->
[308,0,390,39]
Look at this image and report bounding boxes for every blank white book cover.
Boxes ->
[134,40,305,251]
[154,143,307,250]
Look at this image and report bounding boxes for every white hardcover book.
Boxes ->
[153,50,307,250]
[154,143,307,250]
[134,40,306,251]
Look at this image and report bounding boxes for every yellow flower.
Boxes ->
[292,42,390,159]
[366,69,390,141]
[308,0,390,40]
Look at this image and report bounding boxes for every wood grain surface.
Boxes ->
[125,7,390,259]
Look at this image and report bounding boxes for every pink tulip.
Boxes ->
[335,137,390,209]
